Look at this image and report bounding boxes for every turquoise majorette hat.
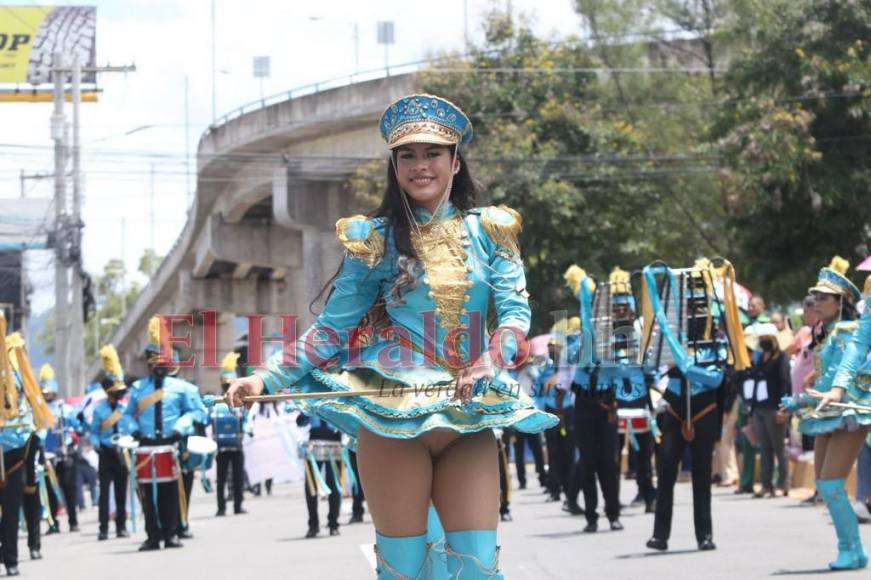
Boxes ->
[809,256,861,303]
[379,94,473,150]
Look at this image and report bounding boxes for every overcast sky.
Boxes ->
[0,0,583,315]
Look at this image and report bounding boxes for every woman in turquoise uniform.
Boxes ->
[227,94,556,579]
[782,257,870,570]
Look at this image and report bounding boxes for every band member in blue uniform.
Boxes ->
[174,357,207,540]
[211,352,250,517]
[609,267,657,513]
[88,345,135,540]
[565,266,623,533]
[298,411,343,538]
[2,328,55,576]
[124,317,206,551]
[642,259,750,552]
[40,363,83,534]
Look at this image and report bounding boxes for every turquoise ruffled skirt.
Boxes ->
[290,346,557,440]
[799,370,871,436]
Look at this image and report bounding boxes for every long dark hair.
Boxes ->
[374,147,479,260]
[310,146,480,313]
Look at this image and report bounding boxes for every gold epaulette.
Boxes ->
[480,205,522,261]
[834,320,859,335]
[335,215,385,268]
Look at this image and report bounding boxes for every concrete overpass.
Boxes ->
[91,73,416,390]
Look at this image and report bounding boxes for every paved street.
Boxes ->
[18,476,871,579]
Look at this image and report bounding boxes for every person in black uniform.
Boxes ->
[22,435,43,561]
[212,352,249,517]
[298,412,342,538]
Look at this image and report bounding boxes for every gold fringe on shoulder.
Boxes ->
[335,216,385,268]
[481,205,522,260]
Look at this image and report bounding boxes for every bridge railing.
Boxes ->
[205,58,438,133]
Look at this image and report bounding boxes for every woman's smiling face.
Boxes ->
[393,143,458,212]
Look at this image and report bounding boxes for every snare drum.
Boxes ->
[298,441,343,462]
[617,408,651,434]
[135,446,179,483]
[213,413,243,450]
[183,436,217,472]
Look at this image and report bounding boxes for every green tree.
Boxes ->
[713,0,871,301]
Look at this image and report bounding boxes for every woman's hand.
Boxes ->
[454,355,495,404]
[806,387,844,411]
[225,375,265,409]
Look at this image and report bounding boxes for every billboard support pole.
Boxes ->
[48,59,135,397]
[51,52,71,398]
[69,56,85,398]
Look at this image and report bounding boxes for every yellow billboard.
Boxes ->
[0,6,96,85]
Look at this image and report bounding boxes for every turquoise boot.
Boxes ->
[817,479,868,570]
[374,532,428,579]
[427,506,449,580]
[445,530,502,579]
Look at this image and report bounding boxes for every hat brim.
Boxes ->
[389,133,458,150]
[808,284,844,296]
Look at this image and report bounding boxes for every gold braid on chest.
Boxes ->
[411,216,473,336]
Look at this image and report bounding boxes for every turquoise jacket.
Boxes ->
[796,317,870,434]
[253,203,556,440]
[257,204,530,391]
[0,371,34,450]
[88,398,136,447]
[42,399,82,453]
[834,296,871,390]
[123,376,206,439]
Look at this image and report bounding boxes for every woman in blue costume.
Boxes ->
[782,257,871,570]
[226,94,557,579]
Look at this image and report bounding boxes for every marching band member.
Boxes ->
[782,257,870,570]
[124,317,206,551]
[226,93,557,579]
[88,345,134,540]
[40,363,83,534]
[174,360,207,540]
[211,352,250,517]
[2,327,55,576]
[609,267,657,514]
[534,338,572,504]
[642,259,750,552]
[298,411,343,538]
[565,266,623,533]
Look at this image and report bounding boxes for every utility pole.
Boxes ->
[69,55,85,401]
[51,52,70,398]
[50,56,135,397]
